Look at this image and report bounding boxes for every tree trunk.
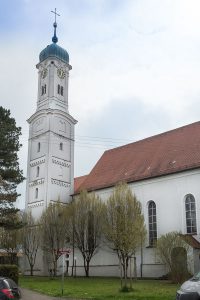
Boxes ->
[84,259,90,277]
[53,260,57,277]
[134,256,137,280]
[30,264,34,276]
[129,257,132,289]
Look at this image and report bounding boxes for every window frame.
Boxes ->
[185,194,197,234]
[148,201,157,247]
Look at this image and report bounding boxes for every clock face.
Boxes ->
[41,68,48,79]
[57,68,66,79]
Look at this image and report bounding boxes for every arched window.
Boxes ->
[36,166,40,177]
[41,85,46,95]
[148,201,157,246]
[37,142,40,152]
[185,194,197,234]
[58,84,60,94]
[59,142,63,151]
[61,86,64,96]
[35,188,38,199]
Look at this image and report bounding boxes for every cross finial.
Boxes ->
[51,8,60,43]
[51,8,60,23]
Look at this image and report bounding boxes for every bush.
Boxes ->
[0,264,19,283]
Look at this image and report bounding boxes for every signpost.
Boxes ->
[58,248,71,296]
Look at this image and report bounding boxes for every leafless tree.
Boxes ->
[39,202,68,276]
[68,191,104,277]
[20,211,40,276]
[103,182,146,289]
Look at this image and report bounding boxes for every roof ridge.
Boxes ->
[106,121,200,153]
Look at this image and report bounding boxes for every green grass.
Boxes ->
[19,276,179,300]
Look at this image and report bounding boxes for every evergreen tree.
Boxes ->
[0,106,24,228]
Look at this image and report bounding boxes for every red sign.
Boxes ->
[58,248,71,254]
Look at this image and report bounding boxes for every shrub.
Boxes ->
[0,264,19,283]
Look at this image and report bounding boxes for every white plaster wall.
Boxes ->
[94,170,200,239]
[29,163,45,182]
[26,202,45,220]
[50,134,71,162]
[50,184,71,203]
[71,169,200,278]
[28,184,45,202]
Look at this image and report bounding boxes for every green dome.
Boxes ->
[39,43,69,64]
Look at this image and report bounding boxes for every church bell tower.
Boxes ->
[25,12,77,218]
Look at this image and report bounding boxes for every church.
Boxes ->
[25,16,200,278]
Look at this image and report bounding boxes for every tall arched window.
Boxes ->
[35,188,38,199]
[59,142,63,151]
[58,84,60,94]
[148,201,157,246]
[41,85,46,95]
[61,86,64,96]
[185,194,197,234]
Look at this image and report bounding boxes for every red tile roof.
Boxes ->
[181,235,200,249]
[75,121,200,194]
[74,175,88,192]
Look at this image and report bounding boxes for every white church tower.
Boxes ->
[25,12,77,218]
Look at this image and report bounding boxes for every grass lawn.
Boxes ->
[19,276,179,300]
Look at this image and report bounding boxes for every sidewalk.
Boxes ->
[21,288,68,300]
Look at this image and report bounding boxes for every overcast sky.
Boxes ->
[1,0,200,208]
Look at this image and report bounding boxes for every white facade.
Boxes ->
[70,169,200,278]
[25,44,77,220]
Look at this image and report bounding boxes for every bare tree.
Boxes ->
[39,202,68,276]
[156,231,190,283]
[103,182,146,289]
[20,212,40,276]
[69,190,104,277]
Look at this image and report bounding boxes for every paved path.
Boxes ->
[21,288,68,300]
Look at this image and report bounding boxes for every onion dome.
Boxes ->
[39,19,69,64]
